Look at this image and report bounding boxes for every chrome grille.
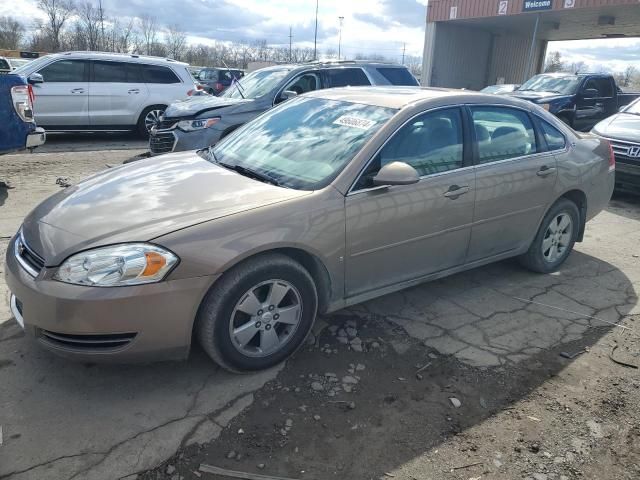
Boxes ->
[608,138,640,166]
[149,131,177,154]
[15,233,45,277]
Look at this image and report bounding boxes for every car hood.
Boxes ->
[592,113,640,143]
[22,152,310,265]
[508,91,568,102]
[164,95,254,118]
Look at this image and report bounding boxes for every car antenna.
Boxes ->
[221,60,245,99]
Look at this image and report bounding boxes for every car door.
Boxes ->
[89,60,150,127]
[574,77,615,131]
[345,107,475,297]
[466,105,557,263]
[274,70,322,104]
[32,59,89,127]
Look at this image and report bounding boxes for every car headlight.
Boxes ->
[54,244,179,287]
[177,117,220,132]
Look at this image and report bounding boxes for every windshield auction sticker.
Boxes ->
[333,116,377,130]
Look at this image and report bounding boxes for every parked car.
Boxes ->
[149,61,420,155]
[0,56,12,74]
[481,84,520,94]
[6,88,614,370]
[0,74,46,155]
[509,73,640,131]
[592,97,640,193]
[11,51,198,136]
[197,67,245,95]
[188,66,205,78]
[8,58,33,70]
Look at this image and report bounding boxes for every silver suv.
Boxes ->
[12,51,198,136]
[149,61,419,154]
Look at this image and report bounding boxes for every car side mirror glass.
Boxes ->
[372,161,420,187]
[276,90,298,104]
[28,73,44,85]
[582,88,599,98]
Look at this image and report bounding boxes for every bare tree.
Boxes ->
[37,0,75,51]
[0,16,25,49]
[78,1,101,50]
[544,51,564,73]
[165,24,186,60]
[139,14,157,55]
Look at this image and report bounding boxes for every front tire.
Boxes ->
[196,254,318,372]
[137,106,166,138]
[519,198,580,273]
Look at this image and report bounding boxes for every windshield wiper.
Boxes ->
[221,59,245,99]
[218,161,282,187]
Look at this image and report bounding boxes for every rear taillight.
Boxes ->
[11,85,35,122]
[607,140,615,172]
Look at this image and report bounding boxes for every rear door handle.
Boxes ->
[70,88,85,94]
[128,89,140,94]
[444,185,470,199]
[537,166,557,177]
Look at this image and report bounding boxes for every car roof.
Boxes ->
[44,51,189,66]
[305,86,538,110]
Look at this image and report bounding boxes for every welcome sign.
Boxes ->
[523,0,553,11]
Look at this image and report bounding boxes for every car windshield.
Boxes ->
[209,97,396,190]
[517,75,580,94]
[11,55,52,75]
[221,68,291,99]
[623,98,640,115]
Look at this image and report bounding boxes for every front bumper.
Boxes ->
[615,163,640,193]
[26,127,46,149]
[149,125,224,155]
[5,235,217,363]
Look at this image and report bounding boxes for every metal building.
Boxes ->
[421,0,640,90]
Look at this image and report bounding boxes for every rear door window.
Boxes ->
[142,64,180,84]
[470,106,538,164]
[92,61,143,83]
[539,120,566,151]
[376,67,419,86]
[325,68,371,88]
[38,60,88,82]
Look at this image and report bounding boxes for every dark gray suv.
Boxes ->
[149,61,419,155]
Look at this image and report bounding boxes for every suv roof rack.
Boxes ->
[61,51,180,63]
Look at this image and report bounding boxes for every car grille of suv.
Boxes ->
[15,234,45,277]
[150,131,177,154]
[609,138,640,166]
[38,330,137,352]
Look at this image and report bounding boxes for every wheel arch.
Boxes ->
[137,104,168,123]
[560,189,587,242]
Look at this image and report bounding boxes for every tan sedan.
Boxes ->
[5,87,615,371]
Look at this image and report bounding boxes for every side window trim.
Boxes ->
[348,105,467,195]
[466,103,548,167]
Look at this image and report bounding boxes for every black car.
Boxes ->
[592,98,640,193]
[197,67,245,95]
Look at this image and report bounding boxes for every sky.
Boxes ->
[3,0,639,71]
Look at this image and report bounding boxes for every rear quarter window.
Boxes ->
[142,64,180,84]
[376,67,419,86]
[539,119,566,151]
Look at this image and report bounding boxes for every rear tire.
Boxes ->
[137,106,166,138]
[196,254,318,372]
[519,198,580,273]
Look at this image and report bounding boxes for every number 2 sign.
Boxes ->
[498,1,508,15]
[564,0,576,7]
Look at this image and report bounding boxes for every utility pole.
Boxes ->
[338,16,344,60]
[402,43,406,65]
[99,0,105,50]
[289,26,293,62]
[313,0,319,60]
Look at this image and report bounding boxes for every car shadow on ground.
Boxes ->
[138,250,637,480]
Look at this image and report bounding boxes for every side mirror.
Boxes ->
[28,73,44,85]
[276,90,298,104]
[582,88,599,99]
[372,161,420,187]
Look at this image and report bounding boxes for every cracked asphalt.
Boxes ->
[1,150,639,480]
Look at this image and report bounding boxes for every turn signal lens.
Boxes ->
[142,251,167,277]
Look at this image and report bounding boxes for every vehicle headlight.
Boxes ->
[54,244,179,287]
[177,117,220,132]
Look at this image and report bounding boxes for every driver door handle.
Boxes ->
[537,166,557,177]
[70,88,85,94]
[444,185,470,199]
[128,88,140,94]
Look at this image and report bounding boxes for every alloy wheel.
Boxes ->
[542,212,573,263]
[229,279,303,357]
[144,109,164,132]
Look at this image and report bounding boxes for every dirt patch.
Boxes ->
[140,309,640,480]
